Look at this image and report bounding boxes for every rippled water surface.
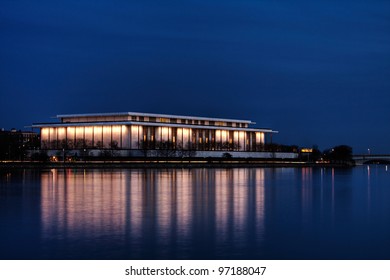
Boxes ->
[1,166,390,259]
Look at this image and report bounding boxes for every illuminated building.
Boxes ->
[32,112,294,158]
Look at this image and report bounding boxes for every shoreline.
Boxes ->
[0,160,355,169]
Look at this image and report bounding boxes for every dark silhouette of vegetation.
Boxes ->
[264,143,299,153]
[98,141,120,159]
[177,143,197,158]
[155,141,177,157]
[323,145,354,164]
[140,139,152,157]
[140,140,197,158]
[222,152,233,159]
[31,150,49,162]
[311,146,322,162]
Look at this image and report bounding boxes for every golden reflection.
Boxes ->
[301,168,313,225]
[215,169,230,242]
[301,168,313,206]
[128,171,143,240]
[41,168,266,248]
[233,169,247,239]
[215,169,265,244]
[156,171,173,242]
[255,169,265,238]
[41,169,127,240]
[176,169,192,239]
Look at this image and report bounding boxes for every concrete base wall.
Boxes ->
[37,149,298,159]
[195,151,298,159]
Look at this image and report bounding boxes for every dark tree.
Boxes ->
[323,145,353,163]
[311,146,322,162]
[155,141,176,157]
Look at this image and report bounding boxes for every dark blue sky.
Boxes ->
[1,0,389,153]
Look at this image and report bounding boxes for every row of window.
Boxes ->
[62,116,249,128]
[131,116,248,128]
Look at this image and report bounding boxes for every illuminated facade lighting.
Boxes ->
[32,111,279,157]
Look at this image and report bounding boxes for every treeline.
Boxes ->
[258,143,353,163]
[297,144,353,164]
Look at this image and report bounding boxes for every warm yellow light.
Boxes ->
[94,126,102,134]
[131,125,138,133]
[161,127,169,137]
[182,128,191,137]
[112,126,121,133]
[84,126,93,134]
[301,148,313,153]
[75,127,84,138]
[41,128,49,140]
[103,126,111,134]
[57,127,66,139]
[49,127,56,140]
[256,132,265,144]
[67,127,75,139]
[121,125,128,134]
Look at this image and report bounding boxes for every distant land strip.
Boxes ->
[0,159,355,169]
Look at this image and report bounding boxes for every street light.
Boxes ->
[368,148,370,155]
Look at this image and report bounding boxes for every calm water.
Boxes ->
[1,166,390,260]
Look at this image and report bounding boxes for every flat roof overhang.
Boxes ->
[31,121,278,134]
[55,112,255,125]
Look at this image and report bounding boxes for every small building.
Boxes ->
[0,128,39,160]
[32,112,296,159]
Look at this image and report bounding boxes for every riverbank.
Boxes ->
[0,159,355,169]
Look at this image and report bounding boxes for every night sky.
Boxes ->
[1,0,389,153]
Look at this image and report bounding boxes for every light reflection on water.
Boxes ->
[41,169,127,242]
[39,168,266,259]
[2,166,390,259]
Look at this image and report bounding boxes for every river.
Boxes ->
[1,166,389,259]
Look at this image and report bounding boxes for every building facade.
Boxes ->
[0,129,39,160]
[32,112,294,158]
